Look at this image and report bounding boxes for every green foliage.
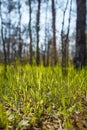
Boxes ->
[0,64,87,129]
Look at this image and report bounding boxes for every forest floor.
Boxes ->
[0,65,87,130]
[26,101,87,130]
[1,97,87,130]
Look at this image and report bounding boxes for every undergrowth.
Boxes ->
[0,64,87,130]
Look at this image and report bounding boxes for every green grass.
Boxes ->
[0,64,87,129]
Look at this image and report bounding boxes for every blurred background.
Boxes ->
[0,0,87,67]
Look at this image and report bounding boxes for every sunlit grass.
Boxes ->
[0,64,87,129]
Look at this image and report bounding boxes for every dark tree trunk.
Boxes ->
[47,41,50,66]
[66,0,72,67]
[29,0,32,65]
[8,6,11,63]
[44,1,48,66]
[52,0,57,65]
[74,0,86,68]
[18,0,22,59]
[0,0,7,72]
[61,0,69,75]
[36,0,41,65]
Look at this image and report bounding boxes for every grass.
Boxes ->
[0,64,87,130]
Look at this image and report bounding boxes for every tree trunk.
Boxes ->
[47,41,50,66]
[8,4,11,63]
[52,0,57,65]
[18,0,22,59]
[29,0,32,65]
[0,0,7,72]
[61,0,68,75]
[36,0,41,65]
[44,1,48,66]
[74,0,86,68]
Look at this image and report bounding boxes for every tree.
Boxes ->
[36,0,41,65]
[61,0,72,75]
[18,0,22,59]
[61,0,69,74]
[7,0,12,63]
[28,0,33,65]
[51,0,57,65]
[74,0,86,68]
[44,0,48,66]
[0,0,7,72]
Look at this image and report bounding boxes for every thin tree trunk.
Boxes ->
[36,0,41,65]
[61,0,69,75]
[8,4,11,63]
[52,0,57,65]
[44,0,48,66]
[66,0,72,67]
[0,0,7,72]
[29,0,32,65]
[47,41,50,66]
[18,0,22,59]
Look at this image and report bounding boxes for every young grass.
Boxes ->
[0,64,87,129]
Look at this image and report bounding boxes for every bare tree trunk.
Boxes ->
[61,0,69,75]
[44,0,48,66]
[52,0,57,65]
[66,0,72,67]
[47,41,50,66]
[74,0,86,69]
[28,0,32,65]
[0,0,7,72]
[36,0,41,65]
[8,2,11,63]
[18,0,22,59]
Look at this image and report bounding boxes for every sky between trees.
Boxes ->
[0,0,77,48]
